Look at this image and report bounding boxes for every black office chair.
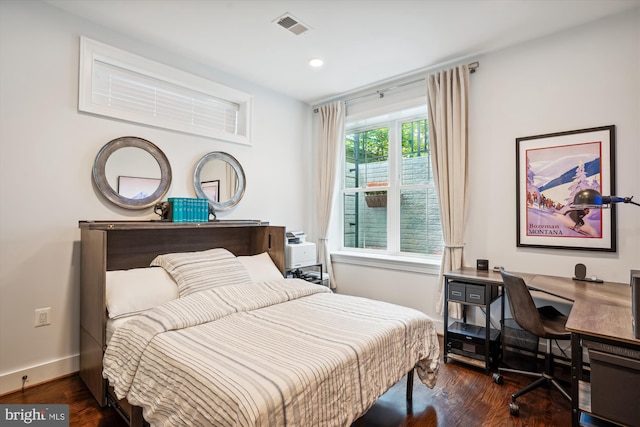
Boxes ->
[493,268,571,416]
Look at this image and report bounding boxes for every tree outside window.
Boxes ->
[343,114,443,256]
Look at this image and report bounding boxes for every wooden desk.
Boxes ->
[565,292,639,426]
[444,268,639,426]
[528,274,631,307]
[445,267,631,305]
[567,300,635,344]
[527,273,637,426]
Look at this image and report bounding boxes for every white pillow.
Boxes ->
[106,267,179,319]
[237,252,284,283]
[150,248,252,297]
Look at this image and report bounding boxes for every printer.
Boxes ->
[285,231,316,269]
[286,231,307,244]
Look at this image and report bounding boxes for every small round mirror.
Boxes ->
[193,152,245,211]
[93,137,172,209]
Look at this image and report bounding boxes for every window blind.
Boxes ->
[92,61,239,135]
[79,36,252,144]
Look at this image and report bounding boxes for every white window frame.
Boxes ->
[338,99,442,266]
[79,36,252,145]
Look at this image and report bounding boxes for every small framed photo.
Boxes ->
[117,176,161,200]
[201,180,220,202]
[516,125,616,252]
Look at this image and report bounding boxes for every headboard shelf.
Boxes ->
[78,220,285,407]
[79,219,268,230]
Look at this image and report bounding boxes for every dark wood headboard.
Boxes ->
[78,220,285,407]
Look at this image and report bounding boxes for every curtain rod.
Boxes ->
[314,61,478,113]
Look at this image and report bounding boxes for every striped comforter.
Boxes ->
[103,279,439,427]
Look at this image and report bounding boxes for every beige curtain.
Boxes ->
[226,162,237,200]
[317,101,345,289]
[427,65,470,319]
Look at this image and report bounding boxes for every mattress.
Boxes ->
[106,315,141,344]
[103,279,439,426]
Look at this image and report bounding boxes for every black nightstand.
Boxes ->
[286,263,326,286]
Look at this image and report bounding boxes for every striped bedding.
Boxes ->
[103,279,439,427]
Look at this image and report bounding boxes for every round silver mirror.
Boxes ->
[193,152,245,211]
[93,136,172,209]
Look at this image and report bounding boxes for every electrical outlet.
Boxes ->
[34,307,51,327]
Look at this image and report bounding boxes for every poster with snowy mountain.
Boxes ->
[516,126,616,252]
[117,176,161,199]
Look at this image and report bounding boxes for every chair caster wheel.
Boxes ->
[493,373,503,384]
[509,401,520,416]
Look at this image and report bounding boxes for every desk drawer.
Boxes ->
[448,281,498,305]
[465,284,486,304]
[589,349,640,426]
[448,282,466,302]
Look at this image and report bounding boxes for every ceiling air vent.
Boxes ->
[275,13,310,36]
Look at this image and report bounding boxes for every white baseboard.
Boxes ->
[0,354,79,396]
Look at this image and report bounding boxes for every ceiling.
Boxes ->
[45,0,640,104]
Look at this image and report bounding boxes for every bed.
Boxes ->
[79,221,439,427]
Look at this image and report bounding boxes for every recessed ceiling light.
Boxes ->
[309,58,324,67]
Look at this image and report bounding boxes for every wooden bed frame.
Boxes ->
[79,220,416,426]
[78,220,285,427]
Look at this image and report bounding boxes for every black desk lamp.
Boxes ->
[572,189,639,208]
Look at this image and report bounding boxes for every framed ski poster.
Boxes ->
[516,125,616,252]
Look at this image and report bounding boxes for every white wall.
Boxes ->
[333,9,640,332]
[0,0,311,393]
[466,10,640,281]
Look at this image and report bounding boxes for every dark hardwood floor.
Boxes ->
[1,337,571,426]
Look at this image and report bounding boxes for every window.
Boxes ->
[79,36,252,145]
[342,106,443,257]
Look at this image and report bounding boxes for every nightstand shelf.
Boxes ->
[443,271,504,374]
[286,263,327,286]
